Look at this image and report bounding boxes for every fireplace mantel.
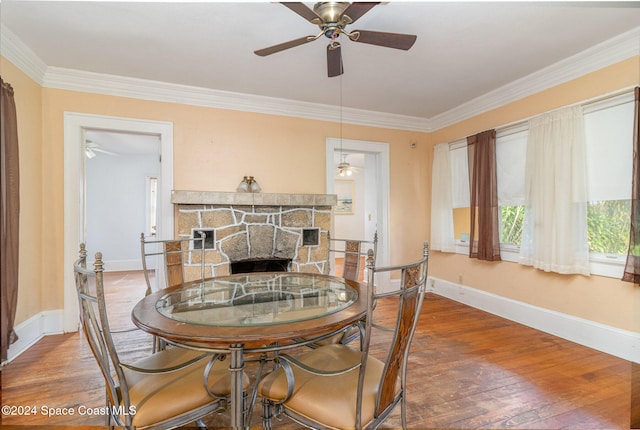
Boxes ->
[171,190,337,207]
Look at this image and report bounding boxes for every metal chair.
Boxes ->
[259,241,429,430]
[74,244,248,429]
[140,231,207,295]
[315,232,378,346]
[328,231,378,282]
[141,232,208,352]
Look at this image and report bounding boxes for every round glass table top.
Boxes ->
[156,272,358,327]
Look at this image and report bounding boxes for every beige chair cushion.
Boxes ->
[311,325,360,347]
[123,348,248,428]
[259,344,395,430]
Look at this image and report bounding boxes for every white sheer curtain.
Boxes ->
[519,105,590,275]
[431,143,456,252]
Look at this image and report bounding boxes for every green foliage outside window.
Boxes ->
[500,201,631,255]
[500,206,524,246]
[587,200,631,255]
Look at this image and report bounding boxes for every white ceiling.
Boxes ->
[1,1,640,130]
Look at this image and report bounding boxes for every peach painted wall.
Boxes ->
[428,57,640,332]
[35,87,429,319]
[0,58,44,324]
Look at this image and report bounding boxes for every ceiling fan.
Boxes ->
[254,2,417,77]
[85,140,119,159]
[336,151,363,177]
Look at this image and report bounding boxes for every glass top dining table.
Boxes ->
[155,272,359,327]
[131,271,367,428]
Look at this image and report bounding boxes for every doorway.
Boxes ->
[325,138,390,270]
[63,113,173,332]
[84,129,160,271]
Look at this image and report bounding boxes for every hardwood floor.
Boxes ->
[1,271,633,429]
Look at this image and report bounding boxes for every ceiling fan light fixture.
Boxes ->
[324,26,341,40]
[338,161,352,176]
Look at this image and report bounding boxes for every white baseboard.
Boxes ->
[3,309,66,365]
[428,276,640,363]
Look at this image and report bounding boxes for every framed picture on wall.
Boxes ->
[335,180,354,214]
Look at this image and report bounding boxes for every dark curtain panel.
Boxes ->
[1,77,20,362]
[467,129,501,261]
[623,87,640,284]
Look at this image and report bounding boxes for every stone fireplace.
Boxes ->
[172,191,337,278]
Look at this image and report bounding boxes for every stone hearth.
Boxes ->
[172,191,337,278]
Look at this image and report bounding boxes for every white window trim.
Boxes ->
[589,253,626,278]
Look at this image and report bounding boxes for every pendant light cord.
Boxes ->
[340,74,344,162]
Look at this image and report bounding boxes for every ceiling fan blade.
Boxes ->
[341,2,380,24]
[351,30,417,50]
[327,44,344,77]
[94,148,119,156]
[254,36,315,56]
[281,2,323,24]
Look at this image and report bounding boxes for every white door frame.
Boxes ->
[325,138,390,268]
[63,112,173,332]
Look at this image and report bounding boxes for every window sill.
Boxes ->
[589,253,625,278]
[452,242,624,279]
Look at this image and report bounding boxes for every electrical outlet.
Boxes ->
[458,274,463,284]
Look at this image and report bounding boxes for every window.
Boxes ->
[449,141,471,243]
[146,176,158,236]
[587,200,630,255]
[449,130,528,249]
[435,90,634,277]
[449,142,470,209]
[584,94,634,260]
[496,126,527,247]
[500,206,525,246]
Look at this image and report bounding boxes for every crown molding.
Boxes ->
[41,66,433,132]
[430,26,640,131]
[0,24,47,84]
[2,22,638,133]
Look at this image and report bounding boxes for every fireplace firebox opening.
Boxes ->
[231,258,292,274]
